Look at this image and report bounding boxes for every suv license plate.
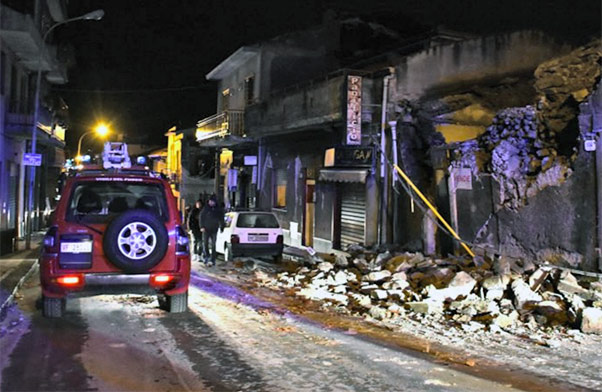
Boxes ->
[248,234,268,242]
[61,241,92,254]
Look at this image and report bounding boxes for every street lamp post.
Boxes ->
[76,124,110,161]
[25,9,104,249]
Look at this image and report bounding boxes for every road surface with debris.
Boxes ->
[0,266,525,392]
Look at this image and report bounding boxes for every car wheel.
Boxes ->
[273,254,283,263]
[42,296,64,318]
[165,291,188,313]
[103,209,168,273]
[224,244,233,262]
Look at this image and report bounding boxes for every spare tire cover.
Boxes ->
[103,209,168,273]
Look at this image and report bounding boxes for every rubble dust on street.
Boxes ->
[0,265,547,392]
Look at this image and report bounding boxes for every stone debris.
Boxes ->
[581,308,602,334]
[257,249,602,336]
[511,279,543,310]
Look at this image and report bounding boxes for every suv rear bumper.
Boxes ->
[41,271,189,298]
[231,243,283,257]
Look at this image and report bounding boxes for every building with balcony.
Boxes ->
[196,16,411,252]
[0,0,71,254]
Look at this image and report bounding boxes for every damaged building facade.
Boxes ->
[195,15,601,271]
[385,34,601,271]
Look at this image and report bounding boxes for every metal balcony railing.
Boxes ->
[196,110,244,142]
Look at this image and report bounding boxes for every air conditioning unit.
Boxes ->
[102,142,132,169]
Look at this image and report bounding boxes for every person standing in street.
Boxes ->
[187,199,203,261]
[200,194,224,266]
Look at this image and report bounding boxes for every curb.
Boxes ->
[0,262,39,314]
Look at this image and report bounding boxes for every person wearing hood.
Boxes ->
[200,194,225,266]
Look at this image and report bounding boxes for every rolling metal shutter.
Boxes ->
[340,185,365,249]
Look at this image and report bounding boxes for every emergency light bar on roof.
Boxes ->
[102,142,132,169]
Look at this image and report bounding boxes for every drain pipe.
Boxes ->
[378,69,395,245]
[590,85,602,271]
[594,130,602,271]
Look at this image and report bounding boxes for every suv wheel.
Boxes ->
[159,292,188,313]
[42,296,64,318]
[103,209,168,273]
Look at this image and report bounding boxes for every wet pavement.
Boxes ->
[0,263,533,392]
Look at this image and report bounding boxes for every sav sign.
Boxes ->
[23,153,42,166]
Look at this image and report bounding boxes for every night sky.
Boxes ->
[55,0,601,155]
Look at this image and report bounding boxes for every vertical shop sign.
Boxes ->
[346,75,362,145]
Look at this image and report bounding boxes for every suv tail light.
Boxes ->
[43,226,58,252]
[175,225,189,254]
[276,235,283,244]
[150,274,175,286]
[231,234,240,244]
[56,274,84,287]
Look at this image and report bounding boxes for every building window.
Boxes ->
[273,168,287,209]
[221,88,230,112]
[0,52,5,96]
[244,76,255,105]
[20,73,28,113]
[9,65,18,112]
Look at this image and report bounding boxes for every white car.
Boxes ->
[216,211,284,262]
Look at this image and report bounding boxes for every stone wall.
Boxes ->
[447,40,601,270]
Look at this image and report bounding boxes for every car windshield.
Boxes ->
[66,181,168,223]
[236,213,279,228]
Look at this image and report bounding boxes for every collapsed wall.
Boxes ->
[450,40,601,269]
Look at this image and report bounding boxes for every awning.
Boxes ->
[318,169,369,184]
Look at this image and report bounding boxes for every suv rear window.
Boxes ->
[236,213,279,228]
[66,181,168,223]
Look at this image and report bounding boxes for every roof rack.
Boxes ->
[71,167,164,178]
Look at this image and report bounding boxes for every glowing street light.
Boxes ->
[95,123,109,137]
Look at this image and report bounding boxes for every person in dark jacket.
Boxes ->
[187,200,203,261]
[200,194,224,266]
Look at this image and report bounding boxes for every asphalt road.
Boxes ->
[0,268,521,392]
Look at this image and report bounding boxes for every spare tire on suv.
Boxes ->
[103,209,168,273]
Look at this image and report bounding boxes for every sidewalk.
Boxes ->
[0,233,44,315]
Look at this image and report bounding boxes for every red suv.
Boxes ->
[40,160,190,318]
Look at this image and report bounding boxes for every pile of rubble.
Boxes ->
[255,250,602,336]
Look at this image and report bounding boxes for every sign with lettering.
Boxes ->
[451,168,473,190]
[23,153,42,166]
[346,75,362,145]
[324,146,374,168]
